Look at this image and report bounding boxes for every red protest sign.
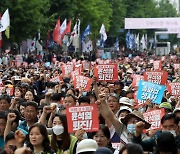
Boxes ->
[71,68,81,80]
[143,108,165,131]
[82,61,91,70]
[66,104,99,133]
[174,63,180,70]
[144,71,168,85]
[149,59,154,64]
[94,64,118,82]
[132,75,144,87]
[167,82,180,96]
[161,56,166,61]
[0,87,14,96]
[61,64,74,76]
[50,75,62,83]
[74,75,92,92]
[153,61,162,70]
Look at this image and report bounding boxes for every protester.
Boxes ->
[76,139,98,154]
[0,49,179,154]
[26,123,53,154]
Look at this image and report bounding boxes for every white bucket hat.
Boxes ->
[76,139,98,154]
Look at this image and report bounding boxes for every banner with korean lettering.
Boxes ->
[132,75,144,87]
[143,109,165,131]
[174,63,180,70]
[144,71,168,85]
[61,64,74,76]
[167,82,180,96]
[66,104,99,133]
[137,80,165,104]
[0,87,14,96]
[94,64,118,82]
[134,91,146,107]
[153,61,162,70]
[71,68,81,80]
[50,76,62,83]
[74,75,92,92]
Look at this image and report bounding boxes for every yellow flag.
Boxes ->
[5,26,10,39]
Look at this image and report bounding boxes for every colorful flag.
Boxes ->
[53,19,61,44]
[114,37,119,51]
[81,24,91,43]
[99,24,107,41]
[65,20,72,34]
[140,34,146,50]
[0,14,2,48]
[0,9,10,32]
[99,24,107,48]
[136,33,139,50]
[5,26,9,38]
[126,30,130,48]
[69,22,77,45]
[0,32,2,48]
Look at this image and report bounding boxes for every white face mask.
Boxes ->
[82,132,88,139]
[52,125,64,135]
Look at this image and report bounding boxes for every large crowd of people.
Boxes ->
[0,51,179,154]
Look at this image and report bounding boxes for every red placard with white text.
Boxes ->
[94,64,118,82]
[174,63,180,70]
[61,64,74,76]
[153,61,162,70]
[66,104,99,133]
[50,76,62,83]
[71,68,81,80]
[161,56,166,61]
[82,61,91,70]
[0,87,14,96]
[167,82,180,96]
[132,75,144,87]
[144,71,168,85]
[74,76,92,92]
[143,108,165,131]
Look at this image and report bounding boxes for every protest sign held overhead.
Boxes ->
[66,104,99,133]
[132,75,144,88]
[94,64,118,82]
[143,108,165,131]
[167,82,180,96]
[74,75,92,92]
[144,71,168,85]
[137,80,165,104]
[153,61,162,70]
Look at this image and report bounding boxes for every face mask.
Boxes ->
[129,99,134,106]
[52,125,64,135]
[127,124,136,134]
[82,132,88,139]
[163,130,176,137]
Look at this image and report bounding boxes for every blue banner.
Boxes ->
[137,80,165,104]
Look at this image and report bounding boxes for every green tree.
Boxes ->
[108,0,126,36]
[0,0,51,43]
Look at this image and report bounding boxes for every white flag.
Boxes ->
[60,19,67,34]
[140,34,146,50]
[99,24,107,41]
[136,33,139,50]
[69,23,77,45]
[0,9,10,32]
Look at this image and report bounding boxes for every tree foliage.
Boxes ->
[0,0,179,45]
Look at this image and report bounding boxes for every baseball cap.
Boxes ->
[76,139,98,154]
[119,106,132,113]
[94,147,113,154]
[159,102,172,111]
[119,97,132,106]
